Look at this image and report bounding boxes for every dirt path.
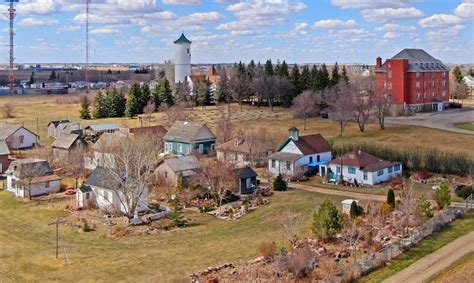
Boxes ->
[289,183,386,202]
[383,231,474,283]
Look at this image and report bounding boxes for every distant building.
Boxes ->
[174,33,192,83]
[47,120,81,138]
[464,75,474,92]
[163,121,216,156]
[375,48,450,112]
[0,124,38,149]
[233,166,258,195]
[155,155,202,187]
[217,136,274,167]
[51,134,85,164]
[85,124,119,136]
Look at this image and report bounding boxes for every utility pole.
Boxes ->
[49,217,66,259]
[85,0,91,94]
[6,0,17,95]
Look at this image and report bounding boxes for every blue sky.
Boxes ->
[2,0,473,64]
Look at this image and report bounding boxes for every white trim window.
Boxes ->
[199,144,204,154]
[178,144,183,153]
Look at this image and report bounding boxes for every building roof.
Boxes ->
[174,33,192,45]
[378,49,449,73]
[127,125,167,138]
[48,120,70,127]
[85,166,113,189]
[92,133,129,151]
[234,166,257,179]
[163,121,216,143]
[163,155,202,173]
[57,122,80,131]
[0,124,38,140]
[0,140,10,155]
[278,134,331,155]
[5,158,53,178]
[17,174,61,185]
[268,152,303,163]
[216,136,273,155]
[85,123,119,132]
[51,134,81,150]
[330,151,401,172]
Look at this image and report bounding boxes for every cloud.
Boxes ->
[418,14,462,28]
[162,0,201,4]
[375,23,416,32]
[58,25,81,32]
[383,31,398,39]
[18,17,58,27]
[454,2,474,18]
[17,0,58,15]
[362,7,424,22]
[314,19,357,29]
[90,28,119,35]
[330,0,420,9]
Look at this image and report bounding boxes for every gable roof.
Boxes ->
[378,49,449,73]
[174,33,192,45]
[234,166,257,179]
[0,124,38,140]
[278,134,331,155]
[216,136,273,154]
[85,166,112,189]
[57,122,80,131]
[51,134,81,150]
[48,120,70,127]
[6,158,53,178]
[330,151,401,172]
[163,155,201,173]
[85,124,119,132]
[127,125,167,138]
[92,133,129,151]
[163,121,216,143]
[0,140,10,155]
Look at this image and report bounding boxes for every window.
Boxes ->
[165,143,171,152]
[336,166,341,173]
[86,193,90,200]
[178,144,183,153]
[388,71,392,78]
[199,144,204,153]
[377,170,384,176]
[286,161,291,170]
[210,144,215,152]
[416,72,420,79]
[416,82,421,89]
[309,156,313,163]
[271,160,276,168]
[317,155,320,162]
[45,181,50,188]
[388,166,393,173]
[417,93,420,101]
[394,164,401,171]
[187,48,189,54]
[187,145,191,154]
[19,135,24,144]
[348,167,356,174]
[387,82,392,90]
[164,171,168,178]
[442,91,446,97]
[363,171,368,181]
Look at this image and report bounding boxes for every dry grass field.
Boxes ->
[0,94,473,157]
[430,252,474,283]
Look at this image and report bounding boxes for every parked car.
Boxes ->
[321,112,329,119]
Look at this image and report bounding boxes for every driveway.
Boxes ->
[289,183,385,202]
[385,108,474,135]
[383,231,474,283]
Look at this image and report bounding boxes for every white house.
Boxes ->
[77,166,148,215]
[5,159,61,198]
[328,151,402,186]
[268,127,332,178]
[465,75,474,92]
[0,124,38,150]
[86,133,129,170]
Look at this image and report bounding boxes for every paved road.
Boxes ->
[383,231,474,283]
[289,183,386,202]
[385,108,474,135]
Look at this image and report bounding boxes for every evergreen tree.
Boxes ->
[79,96,91,120]
[272,174,288,191]
[106,88,126,117]
[216,68,231,103]
[152,84,162,109]
[387,188,396,208]
[139,84,151,112]
[300,65,311,91]
[349,200,363,219]
[170,197,187,227]
[49,70,57,81]
[264,59,274,77]
[28,72,35,85]
[279,60,289,77]
[175,80,191,104]
[154,79,174,108]
[331,62,340,87]
[193,78,212,106]
[436,182,451,209]
[311,199,343,241]
[126,84,141,118]
[248,60,256,79]
[93,91,107,119]
[341,65,349,84]
[320,64,331,89]
[290,64,301,96]
[452,66,464,84]
[310,65,319,91]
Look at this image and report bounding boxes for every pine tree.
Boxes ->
[216,68,231,103]
[273,174,288,191]
[279,60,289,77]
[331,62,340,87]
[248,60,256,79]
[152,84,162,109]
[28,72,35,85]
[49,70,57,81]
[106,88,126,117]
[300,65,311,91]
[387,188,396,208]
[93,91,107,119]
[311,199,342,240]
[79,96,91,120]
[264,59,274,77]
[290,64,301,96]
[310,65,319,91]
[126,84,141,118]
[153,79,174,108]
[193,78,212,106]
[320,64,331,89]
[341,65,349,84]
[139,84,151,112]
[452,66,464,84]
[170,197,186,227]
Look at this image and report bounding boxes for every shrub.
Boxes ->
[449,102,462,108]
[436,182,451,209]
[381,202,393,215]
[387,189,395,208]
[417,194,433,219]
[285,247,316,279]
[170,197,187,227]
[456,186,473,199]
[82,220,92,232]
[349,201,363,219]
[257,241,277,260]
[273,174,288,192]
[311,199,342,241]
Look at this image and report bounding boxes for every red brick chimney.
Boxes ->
[376,56,382,68]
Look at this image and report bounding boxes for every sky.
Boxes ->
[1,0,473,64]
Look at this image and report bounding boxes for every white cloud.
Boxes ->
[162,0,201,4]
[375,23,416,32]
[314,19,357,29]
[454,2,474,18]
[19,17,58,27]
[330,0,420,9]
[383,31,398,39]
[90,28,119,35]
[58,25,81,32]
[362,7,424,22]
[188,11,224,23]
[17,0,58,15]
[418,14,462,28]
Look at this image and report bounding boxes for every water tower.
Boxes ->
[174,33,192,84]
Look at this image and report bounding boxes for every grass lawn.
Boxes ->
[358,211,474,283]
[0,189,343,281]
[429,252,474,283]
[455,122,474,131]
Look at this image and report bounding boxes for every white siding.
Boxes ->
[280,141,303,154]
[6,176,60,198]
[91,185,148,215]
[6,128,38,149]
[268,160,297,177]
[328,163,403,186]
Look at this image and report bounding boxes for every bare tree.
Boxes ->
[352,76,375,132]
[450,80,469,105]
[3,103,15,118]
[143,101,156,126]
[374,93,393,130]
[20,161,52,200]
[398,181,417,236]
[341,218,363,261]
[216,107,233,143]
[279,210,303,247]
[62,145,87,189]
[329,83,354,136]
[244,127,271,166]
[291,90,319,131]
[161,102,192,127]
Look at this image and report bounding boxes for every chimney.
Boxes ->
[288,127,299,141]
[376,57,382,68]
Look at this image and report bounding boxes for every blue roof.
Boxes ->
[174,33,192,45]
[86,124,119,132]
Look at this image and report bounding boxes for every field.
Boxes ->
[0,190,344,281]
[1,95,473,158]
[455,122,474,131]
[430,252,474,283]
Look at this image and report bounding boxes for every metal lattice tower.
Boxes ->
[85,0,90,93]
[6,0,18,94]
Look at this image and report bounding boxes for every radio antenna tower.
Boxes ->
[6,0,18,95]
[85,0,90,93]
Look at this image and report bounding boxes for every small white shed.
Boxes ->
[341,199,359,215]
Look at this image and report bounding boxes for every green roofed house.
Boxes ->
[163,121,216,156]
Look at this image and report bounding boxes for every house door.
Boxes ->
[320,166,326,176]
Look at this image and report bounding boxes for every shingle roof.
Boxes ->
[163,155,201,173]
[5,158,53,178]
[330,151,401,172]
[163,121,216,143]
[128,125,167,138]
[51,134,81,150]
[0,140,10,155]
[85,166,113,189]
[48,120,70,127]
[234,167,257,179]
[0,124,22,140]
[268,152,303,163]
[92,133,129,151]
[85,124,119,132]
[216,136,273,155]
[378,49,449,73]
[278,134,331,155]
[174,33,192,45]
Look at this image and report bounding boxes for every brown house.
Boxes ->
[51,134,86,164]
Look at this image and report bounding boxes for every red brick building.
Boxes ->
[375,49,450,112]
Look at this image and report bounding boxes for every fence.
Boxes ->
[323,206,468,282]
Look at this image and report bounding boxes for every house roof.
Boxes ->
[163,155,202,173]
[127,125,167,138]
[5,158,53,178]
[278,134,331,155]
[216,136,273,155]
[57,122,80,131]
[0,140,10,155]
[85,123,119,132]
[92,133,129,151]
[0,124,38,140]
[378,49,449,73]
[17,174,61,185]
[268,152,303,163]
[48,120,70,127]
[163,121,216,143]
[174,33,192,45]
[51,134,81,150]
[330,151,401,172]
[85,166,113,189]
[234,166,257,179]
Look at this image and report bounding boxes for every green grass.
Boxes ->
[429,252,474,282]
[0,190,343,281]
[358,211,474,283]
[455,122,474,131]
